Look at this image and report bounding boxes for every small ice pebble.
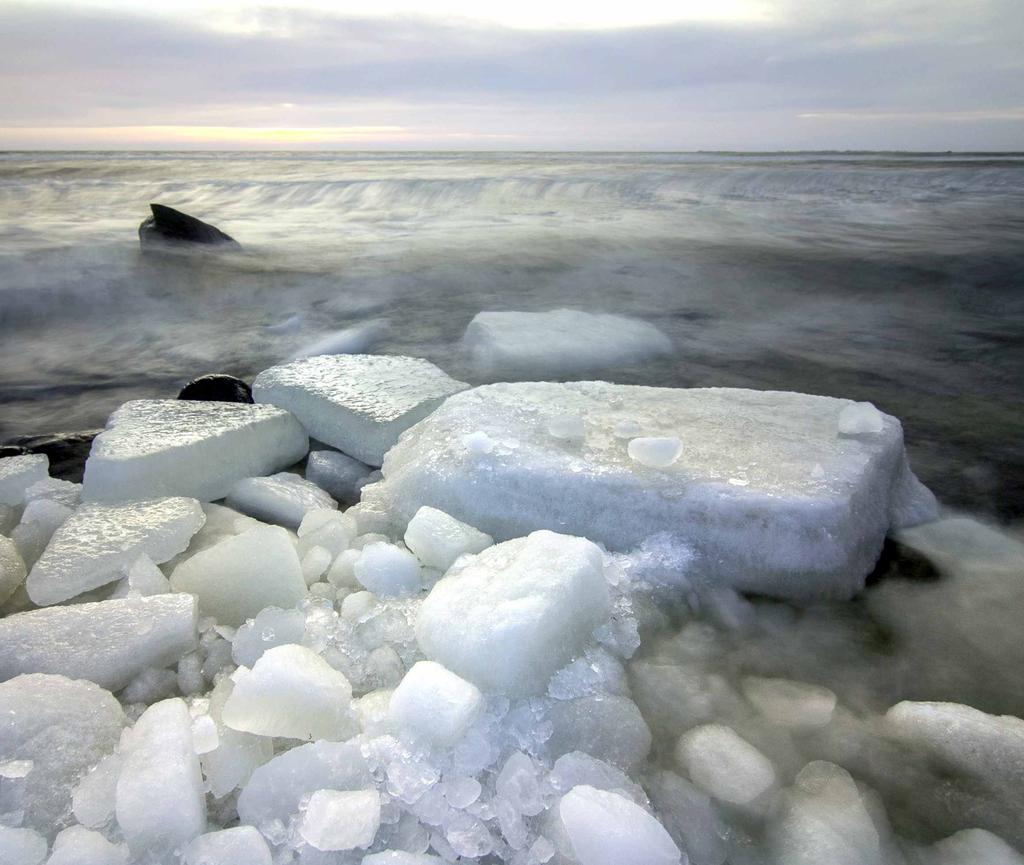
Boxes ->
[627,437,683,469]
[354,542,421,597]
[389,661,483,746]
[300,788,381,851]
[675,724,775,804]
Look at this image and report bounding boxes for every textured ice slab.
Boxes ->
[225,472,336,529]
[300,788,381,851]
[389,661,484,746]
[82,399,308,503]
[462,309,673,378]
[222,644,356,741]
[252,354,468,466]
[404,506,493,572]
[0,594,197,690]
[675,724,776,805]
[0,454,48,506]
[306,449,374,504]
[556,785,681,865]
[416,531,610,696]
[360,382,938,600]
[26,497,204,605]
[115,698,205,856]
[0,674,125,837]
[170,525,307,627]
[183,826,272,865]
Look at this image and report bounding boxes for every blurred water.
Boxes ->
[1,151,1022,517]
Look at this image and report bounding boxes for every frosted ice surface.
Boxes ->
[361,382,938,600]
[298,509,358,557]
[627,437,683,469]
[0,534,27,606]
[838,401,886,435]
[548,413,585,441]
[355,542,422,597]
[306,449,374,504]
[122,553,170,597]
[252,354,468,466]
[0,594,197,690]
[0,674,125,837]
[462,309,673,378]
[26,497,204,605]
[0,455,48,506]
[462,431,495,455]
[115,698,205,856]
[231,607,306,667]
[675,724,776,805]
[740,677,837,729]
[222,644,356,740]
[46,825,127,865]
[404,507,493,572]
[225,472,336,529]
[82,399,308,503]
[389,661,484,746]
[300,788,381,851]
[0,827,47,865]
[557,785,681,865]
[929,829,1024,865]
[170,525,306,627]
[237,740,372,828]
[11,499,71,570]
[72,752,122,829]
[23,477,80,509]
[199,678,273,799]
[182,826,273,865]
[416,531,610,696]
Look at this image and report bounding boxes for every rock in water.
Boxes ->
[2,432,100,483]
[252,354,468,466]
[82,399,308,502]
[177,374,253,404]
[357,382,938,600]
[138,203,238,249]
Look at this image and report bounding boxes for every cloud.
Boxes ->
[0,0,1020,148]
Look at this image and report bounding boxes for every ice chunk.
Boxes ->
[252,354,468,466]
[546,694,652,773]
[121,553,170,597]
[404,507,493,572]
[222,644,356,740]
[675,724,775,805]
[627,437,683,469]
[838,401,885,435]
[11,499,72,570]
[170,525,306,627]
[299,509,358,557]
[225,472,336,529]
[237,740,372,828]
[72,752,122,829]
[115,698,205,855]
[0,534,27,606]
[27,497,204,605]
[556,785,681,865]
[462,309,673,378]
[646,770,729,865]
[389,661,483,746]
[0,674,125,837]
[82,399,308,503]
[0,455,48,506]
[363,854,444,865]
[416,531,610,696]
[0,827,47,865]
[361,382,937,600]
[741,677,837,729]
[290,319,390,360]
[231,606,306,667]
[182,826,272,865]
[0,595,197,690]
[928,829,1024,865]
[300,788,381,851]
[46,826,127,865]
[355,542,422,597]
[23,477,80,509]
[306,449,374,505]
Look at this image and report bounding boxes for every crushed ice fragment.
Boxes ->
[300,788,381,851]
[389,661,483,746]
[404,506,493,572]
[354,541,422,597]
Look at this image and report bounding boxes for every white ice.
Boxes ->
[675,724,776,805]
[225,471,336,529]
[306,449,374,504]
[11,499,72,570]
[0,455,49,506]
[838,401,886,435]
[299,788,381,851]
[82,399,308,503]
[627,436,683,469]
[388,661,484,746]
[46,826,127,865]
[358,382,938,600]
[298,509,358,557]
[252,354,467,466]
[740,676,837,729]
[404,506,494,572]
[182,826,273,865]
[354,541,422,597]
[27,497,204,605]
[462,309,673,378]
[0,827,47,865]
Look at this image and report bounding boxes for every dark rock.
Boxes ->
[0,445,31,458]
[177,374,253,404]
[138,203,239,250]
[4,430,101,482]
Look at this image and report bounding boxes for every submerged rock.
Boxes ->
[138,203,238,250]
[177,373,253,404]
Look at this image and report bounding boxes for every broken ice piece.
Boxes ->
[182,826,272,865]
[300,788,381,851]
[674,724,775,805]
[82,399,309,503]
[26,497,203,605]
[403,506,493,572]
[46,825,128,865]
[225,472,336,530]
[627,437,683,469]
[0,454,48,506]
[253,354,468,466]
[388,661,483,746]
[298,510,357,557]
[354,542,422,597]
[305,450,374,505]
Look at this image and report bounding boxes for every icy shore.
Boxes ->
[1,354,1022,865]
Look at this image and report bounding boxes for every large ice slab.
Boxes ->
[0,455,49,506]
[82,399,308,503]
[359,382,938,600]
[0,674,125,837]
[26,497,204,605]
[0,594,197,690]
[416,531,610,696]
[463,309,673,378]
[252,354,468,466]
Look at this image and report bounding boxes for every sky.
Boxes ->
[0,0,1021,150]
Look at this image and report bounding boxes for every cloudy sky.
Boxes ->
[0,0,1021,150]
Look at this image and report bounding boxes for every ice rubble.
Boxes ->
[462,309,673,378]
[252,354,468,466]
[82,400,308,502]
[357,382,938,599]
